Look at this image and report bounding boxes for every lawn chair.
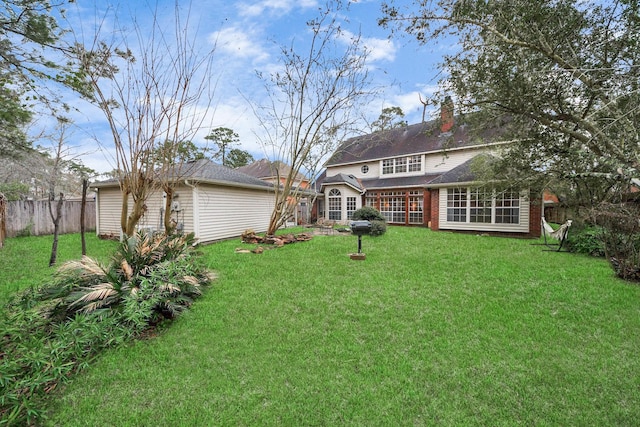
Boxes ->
[317,217,336,235]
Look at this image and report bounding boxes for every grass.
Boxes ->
[0,233,118,306]
[3,227,640,425]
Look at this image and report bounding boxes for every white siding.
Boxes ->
[95,187,124,236]
[323,184,362,224]
[424,149,479,174]
[95,187,173,236]
[326,146,494,180]
[96,183,275,243]
[438,188,530,233]
[196,184,275,242]
[327,162,380,179]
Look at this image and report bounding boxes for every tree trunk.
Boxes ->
[121,190,129,238]
[81,179,88,255]
[125,197,147,237]
[163,188,175,234]
[49,192,64,267]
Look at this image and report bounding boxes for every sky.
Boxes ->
[42,0,452,174]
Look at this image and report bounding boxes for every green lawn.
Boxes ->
[0,233,118,306]
[3,228,640,425]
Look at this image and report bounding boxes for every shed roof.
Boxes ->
[93,159,275,191]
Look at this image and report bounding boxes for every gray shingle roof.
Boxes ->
[326,117,507,167]
[361,174,442,190]
[170,159,275,188]
[321,173,364,191]
[236,159,306,182]
[93,159,274,190]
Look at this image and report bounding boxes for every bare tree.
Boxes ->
[46,118,71,266]
[70,2,217,236]
[253,2,376,235]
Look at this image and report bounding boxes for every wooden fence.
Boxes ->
[4,200,96,238]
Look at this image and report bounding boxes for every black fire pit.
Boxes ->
[349,220,371,260]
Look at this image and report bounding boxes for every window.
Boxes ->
[394,157,407,173]
[470,188,492,223]
[495,191,520,224]
[380,191,406,223]
[361,165,369,174]
[447,187,467,222]
[408,191,423,224]
[382,159,394,174]
[328,189,342,221]
[408,155,422,172]
[381,156,422,175]
[365,192,378,209]
[446,188,521,225]
[346,197,357,219]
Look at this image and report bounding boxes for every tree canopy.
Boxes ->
[381,0,640,209]
[0,0,76,158]
[370,106,407,133]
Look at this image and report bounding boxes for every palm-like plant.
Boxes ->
[35,232,213,329]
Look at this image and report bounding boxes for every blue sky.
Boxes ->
[49,0,451,173]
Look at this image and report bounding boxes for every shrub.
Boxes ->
[351,206,387,237]
[351,206,385,222]
[351,207,387,236]
[566,225,606,257]
[370,220,387,237]
[40,232,213,325]
[0,232,214,425]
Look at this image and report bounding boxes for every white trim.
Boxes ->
[438,187,530,233]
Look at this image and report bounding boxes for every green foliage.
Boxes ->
[205,127,240,166]
[594,203,640,281]
[44,232,212,323]
[153,139,208,165]
[567,225,606,257]
[351,207,387,236]
[0,0,78,157]
[381,0,640,226]
[0,232,213,424]
[351,206,385,222]
[369,219,387,237]
[370,106,407,132]
[226,148,254,168]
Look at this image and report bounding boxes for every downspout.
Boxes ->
[184,180,199,240]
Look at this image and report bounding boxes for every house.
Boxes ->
[92,159,276,243]
[317,99,542,237]
[237,159,310,188]
[237,159,312,225]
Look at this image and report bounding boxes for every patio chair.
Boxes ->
[317,217,336,235]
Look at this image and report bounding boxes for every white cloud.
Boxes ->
[209,26,270,62]
[362,36,396,63]
[237,0,318,18]
[338,30,396,63]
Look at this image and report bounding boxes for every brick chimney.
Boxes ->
[440,96,454,133]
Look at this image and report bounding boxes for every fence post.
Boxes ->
[0,193,6,248]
